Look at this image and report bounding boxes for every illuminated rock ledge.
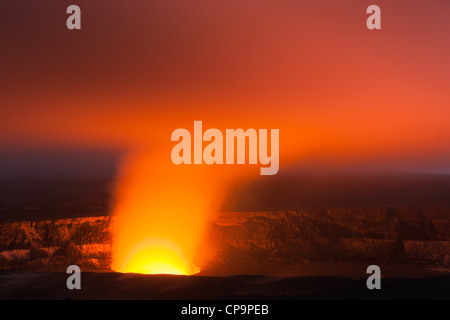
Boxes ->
[0,208,449,272]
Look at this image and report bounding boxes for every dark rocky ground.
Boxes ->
[0,271,448,300]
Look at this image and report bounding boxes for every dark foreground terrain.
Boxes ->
[0,271,448,300]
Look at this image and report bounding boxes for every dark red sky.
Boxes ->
[1,0,450,173]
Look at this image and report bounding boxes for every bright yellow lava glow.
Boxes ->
[111,153,222,276]
[111,150,249,275]
[118,238,199,275]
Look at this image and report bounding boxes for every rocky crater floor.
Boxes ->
[0,208,449,277]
